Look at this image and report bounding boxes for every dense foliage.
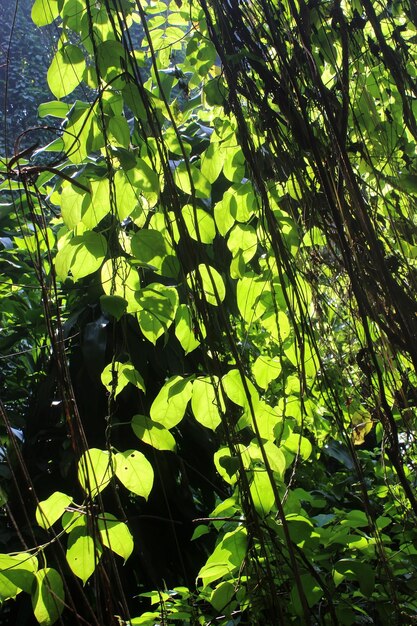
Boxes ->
[1,0,417,624]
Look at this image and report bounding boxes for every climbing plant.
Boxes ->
[1,0,417,624]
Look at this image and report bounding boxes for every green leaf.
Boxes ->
[36,492,72,530]
[253,355,282,389]
[182,205,216,244]
[227,224,257,263]
[97,513,134,561]
[191,377,223,430]
[290,574,323,616]
[101,257,140,312]
[175,304,203,354]
[174,162,211,198]
[114,450,154,499]
[100,295,127,320]
[250,470,276,516]
[77,448,113,498]
[0,553,38,600]
[101,362,145,398]
[108,115,131,147]
[47,45,86,99]
[187,264,226,306]
[222,369,258,408]
[131,415,177,451]
[150,376,193,429]
[201,142,225,184]
[236,275,269,323]
[66,524,102,584]
[210,581,236,615]
[198,527,247,588]
[55,231,107,281]
[135,284,179,344]
[131,229,170,273]
[38,101,72,119]
[32,568,65,626]
[283,433,312,461]
[31,0,59,26]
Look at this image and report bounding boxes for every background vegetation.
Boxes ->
[1,0,417,624]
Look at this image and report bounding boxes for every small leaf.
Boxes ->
[77,448,112,498]
[101,362,145,398]
[32,568,65,626]
[114,450,154,499]
[36,492,72,530]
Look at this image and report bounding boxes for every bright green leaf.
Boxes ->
[32,568,65,626]
[36,492,72,530]
[114,450,154,499]
[131,415,176,452]
[47,45,86,99]
[97,513,134,561]
[77,448,113,498]
[150,375,193,429]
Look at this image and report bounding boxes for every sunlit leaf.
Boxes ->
[0,553,38,601]
[47,45,86,99]
[77,448,113,498]
[97,513,134,561]
[131,415,176,451]
[32,568,65,626]
[101,361,145,398]
[191,377,224,430]
[150,375,193,429]
[66,523,102,584]
[114,450,154,499]
[36,492,72,530]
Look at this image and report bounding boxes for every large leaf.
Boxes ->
[135,284,178,344]
[0,553,38,601]
[198,527,247,589]
[55,231,107,281]
[114,450,154,500]
[97,513,134,561]
[187,264,226,306]
[36,492,72,530]
[77,448,113,498]
[31,0,59,26]
[47,45,86,98]
[150,375,193,429]
[191,377,223,431]
[131,415,176,451]
[32,568,65,626]
[182,205,216,244]
[66,524,102,584]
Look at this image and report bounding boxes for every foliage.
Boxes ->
[1,0,417,624]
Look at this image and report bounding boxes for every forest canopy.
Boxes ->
[1,0,417,624]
